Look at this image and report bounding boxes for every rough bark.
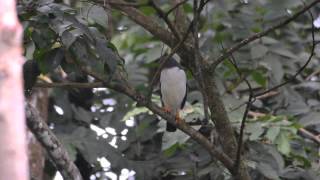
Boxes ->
[170,0,190,35]
[26,103,83,180]
[0,0,29,179]
[202,71,250,179]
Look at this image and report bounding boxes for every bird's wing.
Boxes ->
[180,83,187,109]
[159,81,164,107]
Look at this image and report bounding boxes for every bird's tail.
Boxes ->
[166,122,177,132]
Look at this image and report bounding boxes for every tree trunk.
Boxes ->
[0,0,29,180]
[202,71,251,180]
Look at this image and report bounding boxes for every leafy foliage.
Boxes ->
[20,0,320,179]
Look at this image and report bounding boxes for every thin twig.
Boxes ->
[165,0,189,17]
[234,91,253,175]
[35,82,103,88]
[229,91,279,113]
[254,91,279,100]
[198,0,210,13]
[192,0,210,123]
[82,0,148,8]
[210,0,320,69]
[104,1,113,40]
[299,128,320,144]
[305,68,320,81]
[149,0,181,40]
[108,1,148,7]
[220,43,254,175]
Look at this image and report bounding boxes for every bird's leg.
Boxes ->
[162,106,171,113]
[175,111,182,125]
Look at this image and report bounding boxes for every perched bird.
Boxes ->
[160,57,187,132]
[23,59,40,97]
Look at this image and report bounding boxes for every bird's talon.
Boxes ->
[162,107,171,113]
[175,113,182,124]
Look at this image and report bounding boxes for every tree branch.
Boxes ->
[93,0,175,47]
[209,0,320,70]
[298,128,320,144]
[165,0,189,17]
[35,82,103,88]
[105,1,148,8]
[25,103,83,180]
[170,0,191,40]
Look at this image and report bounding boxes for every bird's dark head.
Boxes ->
[162,57,180,69]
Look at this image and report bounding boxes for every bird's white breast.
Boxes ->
[160,67,186,113]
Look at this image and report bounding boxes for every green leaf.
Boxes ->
[139,6,156,16]
[270,48,297,59]
[266,126,280,142]
[31,30,52,49]
[84,5,108,28]
[136,121,150,137]
[121,107,150,122]
[264,55,284,83]
[261,37,279,44]
[163,143,179,157]
[25,41,36,60]
[256,162,280,179]
[223,94,246,123]
[65,144,77,161]
[251,44,268,59]
[37,48,64,74]
[72,105,92,124]
[276,132,291,155]
[183,3,193,13]
[69,40,89,62]
[251,70,267,87]
[60,57,80,74]
[144,47,163,62]
[299,112,320,127]
[61,30,79,48]
[213,31,230,42]
[251,26,262,33]
[223,60,237,78]
[162,130,191,150]
[107,42,118,52]
[95,39,118,76]
[248,123,264,141]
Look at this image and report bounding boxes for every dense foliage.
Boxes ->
[19,0,320,179]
